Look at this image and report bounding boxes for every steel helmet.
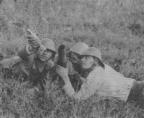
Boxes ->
[82,47,102,60]
[41,38,56,53]
[70,42,89,55]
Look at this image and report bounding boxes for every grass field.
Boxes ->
[1,0,144,118]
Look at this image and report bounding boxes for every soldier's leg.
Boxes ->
[127,80,144,108]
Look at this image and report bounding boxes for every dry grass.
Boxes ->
[1,0,144,118]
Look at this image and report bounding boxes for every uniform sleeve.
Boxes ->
[63,67,104,100]
[63,80,75,97]
[73,74,102,100]
[0,56,21,68]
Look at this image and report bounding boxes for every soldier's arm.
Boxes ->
[56,65,80,97]
[63,73,102,100]
[57,65,103,100]
[61,73,88,100]
[0,56,22,69]
[18,29,43,61]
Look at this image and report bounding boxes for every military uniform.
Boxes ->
[0,29,56,91]
[57,47,135,101]
[17,47,53,90]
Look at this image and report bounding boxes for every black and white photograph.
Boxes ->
[0,0,144,118]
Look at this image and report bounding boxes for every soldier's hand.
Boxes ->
[56,65,68,79]
[26,29,41,49]
[28,37,41,49]
[47,60,55,68]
